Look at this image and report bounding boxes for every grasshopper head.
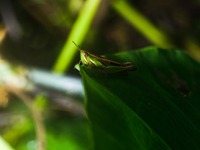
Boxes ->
[72,41,90,65]
[72,41,90,55]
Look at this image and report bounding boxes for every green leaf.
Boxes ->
[74,63,81,71]
[79,47,200,150]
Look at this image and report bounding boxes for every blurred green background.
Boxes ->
[0,0,200,150]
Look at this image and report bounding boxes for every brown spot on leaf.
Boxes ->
[156,71,190,96]
[173,73,190,96]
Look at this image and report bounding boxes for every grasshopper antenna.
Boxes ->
[72,41,82,51]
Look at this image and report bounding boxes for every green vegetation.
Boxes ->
[1,0,200,150]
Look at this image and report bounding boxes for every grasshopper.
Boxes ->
[73,41,137,83]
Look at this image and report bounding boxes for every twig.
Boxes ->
[5,86,46,150]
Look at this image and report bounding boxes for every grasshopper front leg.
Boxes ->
[78,60,82,65]
[88,61,97,78]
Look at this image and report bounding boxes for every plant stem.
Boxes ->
[112,0,173,48]
[53,0,101,73]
